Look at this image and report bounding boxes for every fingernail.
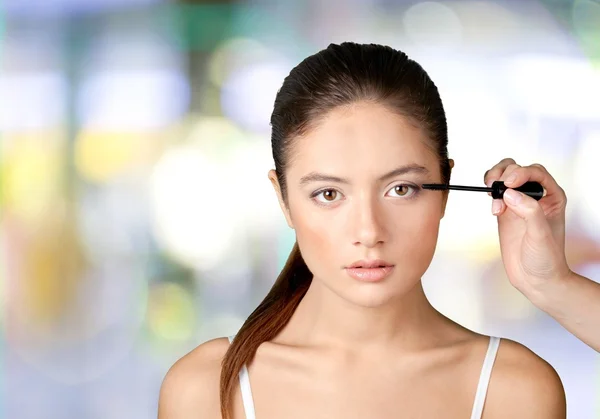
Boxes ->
[504,188,521,204]
[492,199,502,214]
[506,173,517,184]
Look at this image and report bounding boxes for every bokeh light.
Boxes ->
[0,73,66,131]
[78,70,190,131]
[150,144,243,270]
[506,54,600,119]
[572,0,600,66]
[2,133,64,224]
[221,60,293,133]
[7,261,148,385]
[147,282,195,341]
[403,2,463,48]
[74,130,154,183]
[572,129,600,238]
[208,37,276,88]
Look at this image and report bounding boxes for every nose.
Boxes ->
[350,195,388,248]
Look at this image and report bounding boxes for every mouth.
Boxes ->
[346,259,394,269]
[344,261,395,282]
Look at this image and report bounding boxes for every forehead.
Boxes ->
[288,103,438,178]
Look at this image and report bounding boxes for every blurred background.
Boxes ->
[0,0,599,417]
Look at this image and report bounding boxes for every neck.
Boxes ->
[278,277,446,353]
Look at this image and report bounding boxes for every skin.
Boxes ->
[485,158,600,352]
[158,103,566,419]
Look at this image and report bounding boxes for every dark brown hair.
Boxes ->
[219,42,451,418]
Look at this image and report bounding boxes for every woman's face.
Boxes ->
[269,102,450,308]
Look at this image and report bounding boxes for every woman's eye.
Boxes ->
[314,189,342,203]
[386,184,417,198]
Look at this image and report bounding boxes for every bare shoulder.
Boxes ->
[158,337,230,419]
[484,338,566,419]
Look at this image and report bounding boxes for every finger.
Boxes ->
[492,163,522,214]
[502,189,553,241]
[499,163,522,181]
[487,163,520,214]
[492,199,503,216]
[485,159,518,203]
[483,157,517,187]
[503,164,565,203]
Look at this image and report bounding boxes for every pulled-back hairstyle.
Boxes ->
[219,42,451,418]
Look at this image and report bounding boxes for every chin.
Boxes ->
[335,281,409,308]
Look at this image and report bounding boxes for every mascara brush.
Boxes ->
[421,181,544,201]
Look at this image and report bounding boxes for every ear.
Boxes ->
[440,158,454,219]
[268,169,294,229]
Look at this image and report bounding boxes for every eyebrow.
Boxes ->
[298,164,430,186]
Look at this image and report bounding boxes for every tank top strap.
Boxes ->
[470,336,501,419]
[227,335,257,419]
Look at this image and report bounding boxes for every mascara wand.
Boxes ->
[421,181,544,201]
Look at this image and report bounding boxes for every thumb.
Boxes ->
[502,189,551,241]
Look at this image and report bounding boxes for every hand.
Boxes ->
[484,158,572,297]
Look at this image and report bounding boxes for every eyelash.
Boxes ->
[310,183,421,206]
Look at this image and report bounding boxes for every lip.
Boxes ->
[344,259,395,282]
[345,266,395,282]
[347,259,393,269]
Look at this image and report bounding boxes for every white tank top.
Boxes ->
[227,335,501,419]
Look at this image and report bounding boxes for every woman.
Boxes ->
[158,42,566,419]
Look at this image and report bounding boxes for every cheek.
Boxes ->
[293,210,338,255]
[390,205,442,252]
[288,198,341,270]
[406,208,440,233]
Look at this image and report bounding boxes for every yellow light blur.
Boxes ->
[2,132,64,224]
[147,282,195,341]
[74,130,153,183]
[186,115,246,155]
[9,204,87,329]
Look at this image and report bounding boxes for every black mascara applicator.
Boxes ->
[421,181,544,201]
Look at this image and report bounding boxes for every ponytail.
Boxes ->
[219,242,312,418]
